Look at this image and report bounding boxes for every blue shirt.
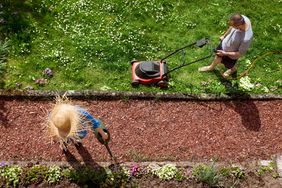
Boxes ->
[76,106,101,139]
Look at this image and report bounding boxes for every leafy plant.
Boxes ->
[61,167,80,183]
[62,166,108,186]
[175,167,185,182]
[231,166,245,180]
[256,161,278,177]
[0,165,22,187]
[192,163,220,187]
[239,76,255,91]
[0,40,9,88]
[23,164,48,185]
[0,40,8,63]
[45,165,61,184]
[152,164,179,181]
[110,163,130,186]
[218,166,246,187]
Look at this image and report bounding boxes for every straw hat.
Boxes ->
[47,97,84,146]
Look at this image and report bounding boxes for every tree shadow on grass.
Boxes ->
[214,70,261,131]
[0,99,9,127]
[63,144,107,187]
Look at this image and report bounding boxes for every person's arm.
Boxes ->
[216,38,251,59]
[88,117,108,142]
[78,107,109,141]
[216,50,241,59]
[96,127,108,141]
[219,26,232,40]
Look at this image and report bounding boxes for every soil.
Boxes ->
[1,98,282,187]
[0,98,281,163]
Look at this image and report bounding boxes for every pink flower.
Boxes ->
[130,163,139,177]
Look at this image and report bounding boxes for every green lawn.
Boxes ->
[1,0,281,94]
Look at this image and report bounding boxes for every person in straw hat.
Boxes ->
[47,96,109,151]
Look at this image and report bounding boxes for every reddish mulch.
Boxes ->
[0,99,281,163]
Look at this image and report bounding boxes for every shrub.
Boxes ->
[109,163,130,187]
[231,167,245,180]
[23,164,48,185]
[45,165,61,184]
[62,166,108,186]
[192,163,220,187]
[0,164,22,187]
[152,164,179,181]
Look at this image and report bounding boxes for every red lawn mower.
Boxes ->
[131,38,213,88]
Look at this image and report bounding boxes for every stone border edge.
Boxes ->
[0,90,281,101]
[0,160,260,169]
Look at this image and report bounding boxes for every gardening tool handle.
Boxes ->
[160,38,209,61]
[163,53,213,76]
[105,143,113,158]
[105,143,118,164]
[161,42,196,61]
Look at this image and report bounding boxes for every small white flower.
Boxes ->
[239,76,254,91]
[151,164,178,180]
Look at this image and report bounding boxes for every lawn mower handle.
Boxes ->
[162,53,213,76]
[160,38,209,62]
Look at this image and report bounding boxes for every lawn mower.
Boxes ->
[131,38,213,88]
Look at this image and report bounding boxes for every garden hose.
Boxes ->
[221,51,282,80]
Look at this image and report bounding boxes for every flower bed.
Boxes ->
[0,161,281,187]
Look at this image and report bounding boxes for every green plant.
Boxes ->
[63,166,108,186]
[256,165,273,176]
[239,76,255,91]
[111,164,130,186]
[192,163,220,187]
[24,164,48,185]
[0,40,9,88]
[175,167,185,182]
[219,167,232,178]
[231,166,245,180]
[218,166,246,187]
[256,161,277,177]
[152,164,179,181]
[0,40,8,63]
[45,165,61,184]
[102,168,115,187]
[0,165,22,187]
[62,167,80,183]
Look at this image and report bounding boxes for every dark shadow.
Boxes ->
[74,143,102,167]
[0,99,9,127]
[64,144,107,187]
[1,0,49,39]
[214,70,261,131]
[159,71,261,131]
[65,142,128,187]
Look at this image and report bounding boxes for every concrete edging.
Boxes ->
[0,90,281,101]
[0,160,261,169]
